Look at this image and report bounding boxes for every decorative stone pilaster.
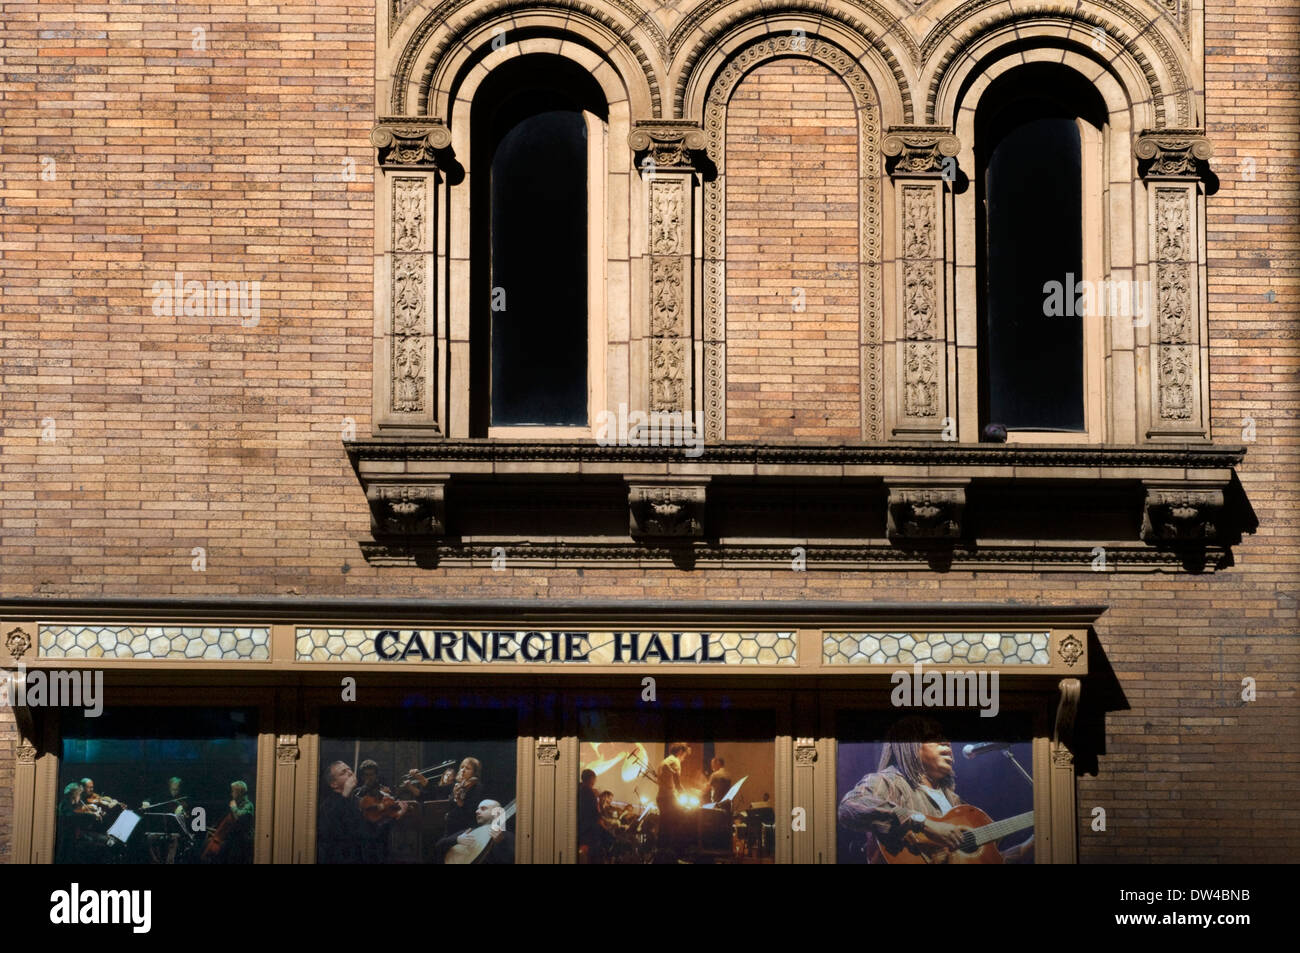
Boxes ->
[792,737,817,864]
[885,481,967,541]
[1140,483,1224,544]
[366,480,447,537]
[631,122,705,417]
[372,118,450,434]
[1137,130,1212,442]
[627,479,708,538]
[883,128,959,439]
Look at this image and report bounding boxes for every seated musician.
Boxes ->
[837,716,1032,863]
[56,781,106,863]
[209,780,255,864]
[318,761,366,864]
[433,799,514,865]
[703,756,732,808]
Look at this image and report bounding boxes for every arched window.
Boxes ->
[470,56,607,434]
[976,64,1108,439]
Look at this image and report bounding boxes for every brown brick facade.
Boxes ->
[724,59,862,440]
[0,0,1296,863]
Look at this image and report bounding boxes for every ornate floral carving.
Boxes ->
[5,627,32,660]
[391,178,428,414]
[367,483,446,536]
[630,121,706,170]
[651,256,683,338]
[371,118,452,167]
[1051,745,1075,768]
[794,738,818,766]
[277,744,301,764]
[1058,635,1084,667]
[1142,486,1224,543]
[650,180,682,257]
[1153,189,1194,421]
[883,128,960,176]
[629,483,707,538]
[1136,130,1212,178]
[650,339,685,411]
[16,742,37,764]
[886,484,965,540]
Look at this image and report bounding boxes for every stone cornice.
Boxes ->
[346,439,1245,470]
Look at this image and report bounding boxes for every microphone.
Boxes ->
[963,742,1012,759]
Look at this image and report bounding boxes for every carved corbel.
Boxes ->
[882,126,961,178]
[1135,130,1213,179]
[628,480,708,538]
[371,117,453,168]
[629,121,707,171]
[1053,678,1081,767]
[536,737,559,765]
[366,481,447,537]
[793,738,818,766]
[1141,484,1224,543]
[886,482,967,541]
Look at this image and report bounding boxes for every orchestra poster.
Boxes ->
[836,713,1035,864]
[316,707,517,864]
[578,709,775,864]
[56,706,259,864]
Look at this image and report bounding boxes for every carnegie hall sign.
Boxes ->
[295,629,799,666]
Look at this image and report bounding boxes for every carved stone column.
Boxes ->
[1136,130,1212,442]
[792,737,817,864]
[1050,679,1081,864]
[372,117,451,435]
[883,128,959,439]
[630,122,705,419]
[273,733,301,864]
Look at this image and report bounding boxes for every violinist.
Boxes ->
[318,761,366,864]
[56,781,107,863]
[80,777,128,821]
[444,758,483,836]
[353,759,412,863]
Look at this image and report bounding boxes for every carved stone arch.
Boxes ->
[671,1,916,123]
[391,0,663,118]
[695,33,885,441]
[923,4,1194,128]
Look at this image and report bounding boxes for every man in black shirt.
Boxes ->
[317,760,367,864]
[433,799,514,864]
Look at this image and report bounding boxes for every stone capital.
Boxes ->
[883,126,960,177]
[629,120,707,171]
[371,117,453,168]
[1135,129,1213,178]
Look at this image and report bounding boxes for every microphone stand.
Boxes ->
[1000,748,1033,787]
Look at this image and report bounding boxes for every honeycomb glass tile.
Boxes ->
[37,625,270,660]
[822,632,1052,665]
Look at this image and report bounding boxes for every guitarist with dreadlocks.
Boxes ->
[838,716,1033,864]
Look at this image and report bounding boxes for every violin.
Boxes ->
[395,760,456,799]
[357,786,415,823]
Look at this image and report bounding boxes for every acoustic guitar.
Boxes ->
[443,800,517,864]
[879,805,1033,864]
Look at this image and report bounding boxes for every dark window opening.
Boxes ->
[976,64,1106,435]
[470,56,605,431]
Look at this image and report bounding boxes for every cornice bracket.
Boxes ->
[366,480,448,537]
[886,481,968,541]
[627,478,709,538]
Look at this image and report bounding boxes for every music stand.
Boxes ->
[106,809,142,846]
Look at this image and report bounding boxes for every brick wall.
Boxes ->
[724,58,862,441]
[0,1,1296,862]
